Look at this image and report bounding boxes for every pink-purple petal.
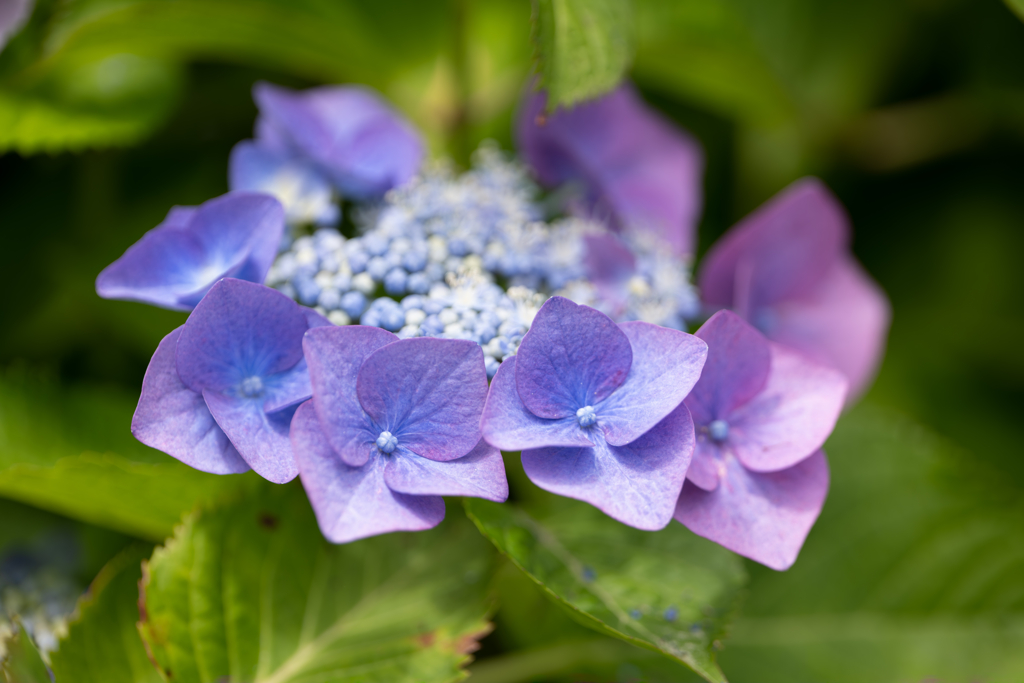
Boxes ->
[356,337,488,462]
[728,343,847,472]
[517,85,704,255]
[480,356,593,452]
[674,450,830,571]
[304,325,397,467]
[521,403,695,531]
[131,328,249,475]
[597,321,707,447]
[685,441,722,492]
[291,402,445,544]
[175,279,309,394]
[202,390,297,483]
[383,440,509,502]
[768,257,891,402]
[698,178,847,310]
[686,311,771,426]
[515,297,632,419]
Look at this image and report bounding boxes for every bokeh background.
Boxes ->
[2,0,1023,680]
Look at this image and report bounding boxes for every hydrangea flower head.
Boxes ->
[291,326,508,543]
[518,84,704,255]
[699,178,890,400]
[481,296,707,530]
[96,192,285,311]
[251,81,423,199]
[229,140,339,226]
[674,310,847,570]
[132,278,328,483]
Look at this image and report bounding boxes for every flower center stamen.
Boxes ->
[576,405,597,428]
[708,419,730,442]
[376,431,398,454]
[238,376,265,399]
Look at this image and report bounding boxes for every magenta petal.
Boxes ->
[521,403,694,530]
[698,178,847,309]
[291,402,445,543]
[768,257,891,402]
[480,356,593,452]
[729,343,847,472]
[686,311,770,426]
[304,325,397,467]
[384,440,509,502]
[176,279,309,394]
[597,322,706,446]
[131,328,249,475]
[674,451,830,570]
[685,441,721,492]
[202,390,297,483]
[515,297,632,419]
[518,85,704,255]
[357,338,488,462]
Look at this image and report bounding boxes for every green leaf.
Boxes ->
[533,0,633,109]
[718,403,1024,681]
[464,495,746,683]
[0,368,253,540]
[138,481,495,683]
[50,544,162,683]
[1,622,50,683]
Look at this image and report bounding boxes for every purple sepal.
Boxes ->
[480,357,593,452]
[514,297,632,419]
[522,403,694,531]
[203,390,298,484]
[597,321,707,447]
[729,343,846,472]
[698,178,890,399]
[675,450,830,571]
[291,402,445,544]
[517,84,704,255]
[253,82,423,198]
[304,325,398,467]
[96,192,285,311]
[384,439,509,502]
[229,140,339,226]
[132,328,249,475]
[356,337,488,462]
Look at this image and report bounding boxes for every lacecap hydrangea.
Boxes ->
[97,79,889,570]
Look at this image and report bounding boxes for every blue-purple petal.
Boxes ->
[384,439,508,502]
[515,297,632,419]
[291,402,445,543]
[131,328,249,475]
[356,337,488,462]
[96,192,285,311]
[304,325,397,467]
[202,390,298,483]
[480,356,594,452]
[175,279,308,394]
[229,140,339,226]
[521,403,694,530]
[596,321,707,447]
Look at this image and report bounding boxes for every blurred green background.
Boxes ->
[1,0,1023,680]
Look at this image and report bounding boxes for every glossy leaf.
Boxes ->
[139,481,495,683]
[1,622,50,683]
[718,404,1024,681]
[0,370,253,540]
[465,494,745,683]
[533,0,632,109]
[50,544,161,683]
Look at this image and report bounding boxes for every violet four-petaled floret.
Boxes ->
[291,327,508,544]
[96,192,285,311]
[480,296,707,530]
[132,278,330,483]
[674,310,848,570]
